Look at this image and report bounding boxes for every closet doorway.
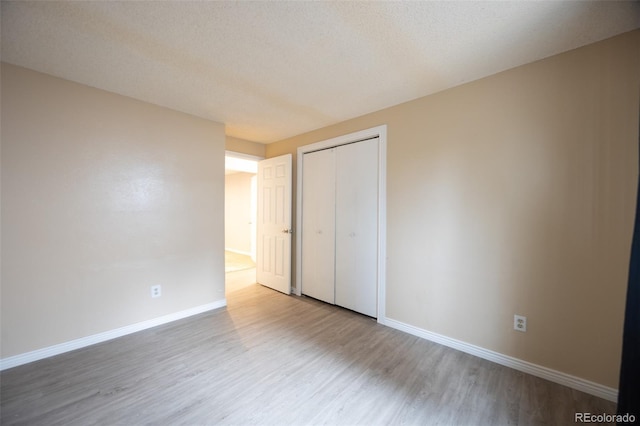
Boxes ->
[296,125,387,320]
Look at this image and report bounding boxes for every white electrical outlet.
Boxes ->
[514,315,527,332]
[151,285,162,298]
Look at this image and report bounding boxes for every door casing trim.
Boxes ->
[296,125,387,321]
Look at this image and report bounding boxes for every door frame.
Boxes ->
[296,125,387,321]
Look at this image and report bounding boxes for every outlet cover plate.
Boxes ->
[151,285,162,298]
[514,315,527,332]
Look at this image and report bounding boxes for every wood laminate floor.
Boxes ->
[1,282,616,425]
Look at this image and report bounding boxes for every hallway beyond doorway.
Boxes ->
[225,250,256,294]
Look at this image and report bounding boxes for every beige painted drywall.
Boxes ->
[225,172,254,254]
[1,63,226,358]
[226,136,266,157]
[267,30,640,388]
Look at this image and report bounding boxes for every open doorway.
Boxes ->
[225,152,260,294]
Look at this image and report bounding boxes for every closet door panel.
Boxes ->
[335,138,378,317]
[301,149,336,304]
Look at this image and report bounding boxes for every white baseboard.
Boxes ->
[0,299,227,371]
[224,248,252,256]
[380,317,618,402]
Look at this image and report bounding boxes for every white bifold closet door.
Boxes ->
[335,138,378,317]
[301,137,379,317]
[301,147,336,305]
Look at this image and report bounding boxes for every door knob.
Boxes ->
[282,229,293,234]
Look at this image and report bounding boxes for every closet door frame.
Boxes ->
[296,125,387,322]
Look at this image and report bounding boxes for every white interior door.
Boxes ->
[250,175,257,262]
[301,148,336,304]
[257,154,292,294]
[335,138,379,317]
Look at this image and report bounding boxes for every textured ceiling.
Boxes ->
[2,1,639,143]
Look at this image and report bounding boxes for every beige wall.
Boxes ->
[226,136,266,158]
[225,172,254,253]
[267,30,640,388]
[1,63,226,358]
